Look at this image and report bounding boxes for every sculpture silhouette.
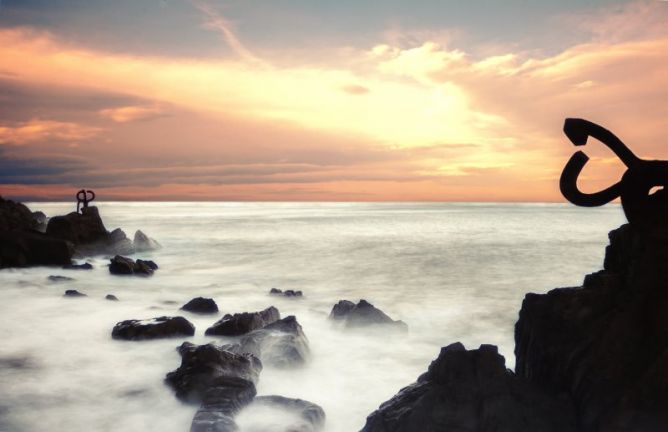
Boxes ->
[560,118,668,229]
[76,189,95,214]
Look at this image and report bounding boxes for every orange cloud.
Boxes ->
[0,119,101,146]
[99,105,167,123]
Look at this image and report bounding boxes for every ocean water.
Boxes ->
[0,202,626,432]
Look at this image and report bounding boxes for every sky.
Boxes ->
[0,0,667,201]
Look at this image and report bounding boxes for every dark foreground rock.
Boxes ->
[63,262,93,270]
[249,395,326,432]
[224,316,310,368]
[181,297,219,314]
[329,299,408,332]
[165,342,262,432]
[362,343,576,432]
[64,289,87,297]
[515,223,668,431]
[105,294,119,301]
[109,255,158,276]
[205,306,280,337]
[111,316,194,340]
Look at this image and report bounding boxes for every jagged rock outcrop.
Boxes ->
[362,343,576,432]
[515,223,668,431]
[223,316,310,368]
[205,306,280,337]
[181,297,219,314]
[165,342,262,432]
[133,229,161,252]
[108,255,158,276]
[329,299,408,332]
[111,316,195,340]
[0,196,73,268]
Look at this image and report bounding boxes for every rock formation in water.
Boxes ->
[111,316,195,340]
[223,315,310,368]
[108,255,158,276]
[362,223,668,432]
[269,287,304,297]
[205,306,280,336]
[330,299,408,332]
[250,395,326,432]
[181,297,219,314]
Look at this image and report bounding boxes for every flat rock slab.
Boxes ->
[112,316,194,340]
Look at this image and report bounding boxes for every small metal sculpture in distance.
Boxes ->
[76,189,95,214]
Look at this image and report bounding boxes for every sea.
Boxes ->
[0,202,626,432]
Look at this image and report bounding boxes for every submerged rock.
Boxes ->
[248,395,326,432]
[48,275,74,282]
[64,289,87,297]
[205,306,280,337]
[63,262,93,270]
[111,316,194,340]
[108,255,158,276]
[362,343,576,432]
[223,316,310,368]
[105,294,119,301]
[515,223,668,431]
[181,297,219,314]
[269,288,303,297]
[166,342,262,432]
[329,299,408,332]
[133,229,161,252]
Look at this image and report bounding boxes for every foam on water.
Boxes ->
[0,202,626,431]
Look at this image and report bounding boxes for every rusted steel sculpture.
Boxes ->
[76,189,95,214]
[560,118,668,229]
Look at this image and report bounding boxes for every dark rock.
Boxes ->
[32,211,47,232]
[205,306,280,337]
[269,288,303,298]
[0,230,73,268]
[250,395,326,431]
[515,223,668,431]
[63,262,93,270]
[223,316,310,368]
[111,316,194,340]
[109,255,157,276]
[181,297,219,314]
[329,299,408,332]
[133,229,161,252]
[64,289,86,297]
[105,294,119,301]
[0,196,37,231]
[48,275,74,282]
[269,288,282,295]
[362,342,576,432]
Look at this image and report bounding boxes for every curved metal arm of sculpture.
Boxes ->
[559,150,622,207]
[563,118,640,167]
[76,189,96,214]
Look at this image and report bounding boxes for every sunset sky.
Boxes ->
[1,0,667,201]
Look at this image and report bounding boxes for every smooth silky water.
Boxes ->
[0,202,626,432]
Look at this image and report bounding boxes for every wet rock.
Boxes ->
[205,306,280,337]
[109,255,157,276]
[105,294,119,301]
[515,223,668,431]
[362,342,576,432]
[269,288,303,297]
[166,342,262,403]
[63,262,93,270]
[111,316,194,340]
[0,196,37,231]
[250,395,326,432]
[0,230,73,268]
[329,299,408,332]
[133,230,161,252]
[48,275,74,282]
[32,211,47,232]
[223,316,310,368]
[181,297,219,314]
[64,289,86,297]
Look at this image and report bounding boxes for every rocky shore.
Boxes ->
[362,223,668,432]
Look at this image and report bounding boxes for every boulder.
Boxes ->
[32,211,47,232]
[245,395,326,432]
[0,196,37,231]
[64,289,87,297]
[329,299,408,332]
[269,288,303,298]
[205,306,280,337]
[133,230,161,252]
[362,343,576,432]
[515,223,668,431]
[181,297,219,314]
[0,230,73,268]
[111,316,195,340]
[105,294,119,301]
[109,255,158,276]
[165,342,262,432]
[223,316,310,368]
